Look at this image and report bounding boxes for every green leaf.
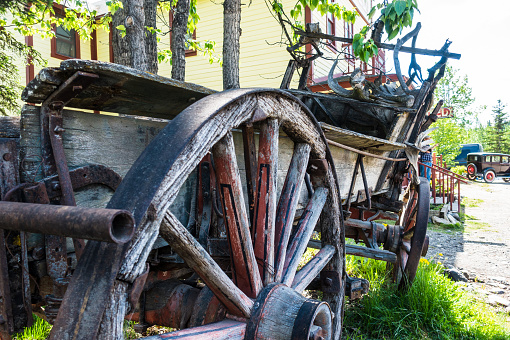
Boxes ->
[388,28,399,40]
[368,6,376,19]
[384,19,392,34]
[395,0,406,16]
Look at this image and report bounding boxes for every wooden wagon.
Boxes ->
[0,37,452,339]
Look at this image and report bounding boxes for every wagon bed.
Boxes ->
[0,56,440,339]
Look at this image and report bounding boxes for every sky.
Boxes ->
[398,0,510,123]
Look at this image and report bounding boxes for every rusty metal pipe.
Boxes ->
[0,202,134,244]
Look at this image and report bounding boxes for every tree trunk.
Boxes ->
[112,0,157,74]
[144,0,158,74]
[222,0,241,90]
[171,0,190,81]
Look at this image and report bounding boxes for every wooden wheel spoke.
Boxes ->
[282,187,328,286]
[252,119,279,284]
[401,190,417,230]
[291,245,335,293]
[150,319,247,339]
[160,212,253,318]
[403,201,418,232]
[212,132,262,298]
[274,143,311,282]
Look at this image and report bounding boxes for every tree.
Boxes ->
[222,0,241,89]
[430,118,466,165]
[112,0,157,73]
[429,66,483,164]
[171,0,190,81]
[0,0,47,115]
[434,66,478,126]
[483,100,510,153]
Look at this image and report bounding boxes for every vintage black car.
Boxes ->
[466,152,510,182]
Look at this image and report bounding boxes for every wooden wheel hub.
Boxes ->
[246,283,332,340]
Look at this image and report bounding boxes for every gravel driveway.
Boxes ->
[426,179,510,308]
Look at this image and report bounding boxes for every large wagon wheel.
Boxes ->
[392,177,429,290]
[50,89,345,340]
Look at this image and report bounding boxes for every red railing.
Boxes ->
[418,155,469,212]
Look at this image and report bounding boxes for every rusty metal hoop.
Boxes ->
[50,90,345,340]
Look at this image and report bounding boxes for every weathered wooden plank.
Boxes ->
[346,244,397,263]
[308,240,397,264]
[282,187,328,286]
[22,60,216,119]
[0,117,20,138]
[252,119,278,285]
[213,133,262,298]
[321,122,406,152]
[274,143,310,282]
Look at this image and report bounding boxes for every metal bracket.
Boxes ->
[320,270,342,294]
[345,275,369,300]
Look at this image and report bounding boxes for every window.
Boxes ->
[502,156,509,163]
[493,156,501,163]
[51,6,80,60]
[326,12,335,46]
[343,21,355,65]
[55,26,77,57]
[484,156,490,162]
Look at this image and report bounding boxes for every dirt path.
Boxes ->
[426,179,510,307]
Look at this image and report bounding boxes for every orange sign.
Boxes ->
[436,107,453,118]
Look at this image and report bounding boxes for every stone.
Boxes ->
[432,216,454,226]
[446,213,458,224]
[444,267,468,282]
[451,212,460,221]
[488,288,505,294]
[488,276,509,284]
[487,295,510,307]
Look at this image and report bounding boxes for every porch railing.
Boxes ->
[418,157,469,212]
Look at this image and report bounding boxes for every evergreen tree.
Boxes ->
[483,100,510,153]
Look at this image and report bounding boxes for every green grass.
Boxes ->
[343,257,510,339]
[464,221,492,232]
[13,315,51,340]
[462,197,484,208]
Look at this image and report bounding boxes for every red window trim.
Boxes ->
[326,11,335,48]
[51,4,80,60]
[169,10,197,57]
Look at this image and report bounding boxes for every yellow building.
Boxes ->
[17,0,382,92]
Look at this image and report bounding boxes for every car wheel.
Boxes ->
[466,163,477,180]
[484,169,496,183]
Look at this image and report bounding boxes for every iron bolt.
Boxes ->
[32,247,45,260]
[54,126,66,133]
[49,102,64,111]
[324,277,333,287]
[2,153,11,162]
[52,182,60,190]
